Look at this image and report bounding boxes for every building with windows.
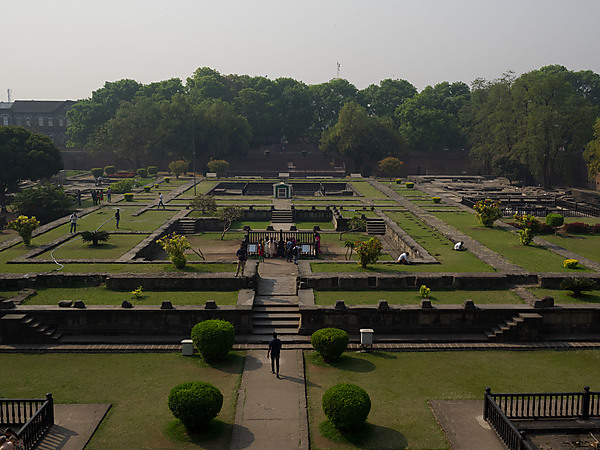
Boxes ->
[0,100,76,147]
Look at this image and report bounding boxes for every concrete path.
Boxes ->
[230,349,309,450]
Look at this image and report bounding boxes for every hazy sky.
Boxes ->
[3,0,600,101]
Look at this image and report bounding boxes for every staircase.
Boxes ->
[0,313,62,343]
[366,218,386,235]
[485,313,543,342]
[176,218,197,234]
[271,209,294,223]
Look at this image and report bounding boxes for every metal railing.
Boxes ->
[483,392,534,450]
[0,393,54,450]
[245,230,318,257]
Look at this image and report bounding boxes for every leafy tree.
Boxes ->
[81,230,110,246]
[190,194,217,215]
[168,160,188,179]
[361,78,417,118]
[0,127,63,212]
[7,215,40,246]
[584,118,600,180]
[12,184,74,224]
[156,233,191,269]
[354,237,383,268]
[67,79,142,147]
[339,214,367,240]
[513,213,539,245]
[186,67,228,101]
[473,199,501,227]
[378,156,404,177]
[207,159,229,177]
[217,206,242,240]
[275,78,314,141]
[310,78,359,136]
[320,102,405,174]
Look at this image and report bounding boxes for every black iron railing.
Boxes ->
[483,393,534,450]
[245,230,318,257]
[0,393,54,450]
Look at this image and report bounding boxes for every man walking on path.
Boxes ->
[158,192,165,209]
[235,243,247,277]
[69,212,78,233]
[114,209,120,229]
[267,332,283,377]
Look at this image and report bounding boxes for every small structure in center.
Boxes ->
[273,182,292,199]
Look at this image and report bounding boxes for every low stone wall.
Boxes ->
[380,212,437,262]
[538,273,600,289]
[106,273,255,291]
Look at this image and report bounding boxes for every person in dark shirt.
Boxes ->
[267,332,283,377]
[115,209,120,229]
[235,243,247,277]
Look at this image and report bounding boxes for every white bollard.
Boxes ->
[181,339,194,356]
[360,329,374,352]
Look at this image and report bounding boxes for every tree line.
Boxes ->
[66,65,600,187]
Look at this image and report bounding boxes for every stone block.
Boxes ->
[205,300,217,309]
[58,300,73,308]
[334,300,346,310]
[463,299,477,310]
[161,301,173,310]
[73,300,86,309]
[420,299,433,309]
[121,300,133,308]
[377,300,390,311]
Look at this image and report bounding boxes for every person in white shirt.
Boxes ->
[397,252,410,265]
[454,241,464,251]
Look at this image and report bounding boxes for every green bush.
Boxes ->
[168,382,223,431]
[137,168,148,178]
[474,199,502,228]
[109,179,135,194]
[395,178,402,184]
[164,177,171,183]
[563,259,579,269]
[143,186,151,193]
[560,277,596,297]
[191,320,235,362]
[432,197,441,203]
[311,328,349,362]
[124,193,134,202]
[91,168,104,179]
[147,165,158,176]
[104,165,116,175]
[405,182,414,189]
[81,230,110,246]
[546,213,564,229]
[322,383,371,431]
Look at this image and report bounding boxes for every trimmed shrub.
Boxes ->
[405,182,414,189]
[104,165,116,175]
[124,193,134,202]
[311,328,349,362]
[143,186,151,193]
[546,213,564,229]
[109,179,135,194]
[168,382,223,430]
[560,277,596,297]
[322,383,371,431]
[147,165,158,176]
[474,199,501,227]
[563,259,579,269]
[91,168,104,179]
[137,168,148,178]
[564,222,591,234]
[164,177,171,183]
[81,230,110,246]
[191,320,235,362]
[154,184,160,188]
[395,178,402,184]
[419,285,431,298]
[432,197,441,203]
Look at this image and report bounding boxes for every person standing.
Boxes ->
[69,212,78,233]
[235,243,247,277]
[91,190,97,206]
[267,332,283,377]
[158,192,165,209]
[106,187,112,203]
[258,240,265,263]
[115,209,120,229]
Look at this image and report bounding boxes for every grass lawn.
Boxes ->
[17,286,239,306]
[349,182,388,199]
[231,220,271,230]
[0,353,244,449]
[386,211,493,272]
[35,234,148,260]
[527,287,600,305]
[542,233,600,264]
[433,211,590,272]
[306,350,600,449]
[314,289,524,305]
[295,221,335,230]
[0,229,18,244]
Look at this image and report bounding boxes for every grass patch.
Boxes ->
[35,234,148,260]
[349,182,388,199]
[542,233,600,264]
[0,352,244,449]
[306,350,600,449]
[295,221,334,230]
[230,220,271,230]
[314,289,524,305]
[527,287,600,305]
[21,286,239,305]
[433,211,589,272]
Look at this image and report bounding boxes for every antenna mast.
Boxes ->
[336,63,340,79]
[7,89,11,102]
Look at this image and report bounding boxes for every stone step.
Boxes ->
[252,327,300,335]
[254,297,299,306]
[252,320,300,327]
[252,312,301,320]
[252,305,300,313]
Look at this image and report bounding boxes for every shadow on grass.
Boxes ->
[164,418,232,449]
[564,293,600,303]
[369,351,397,360]
[186,352,245,374]
[309,352,376,373]
[318,420,408,449]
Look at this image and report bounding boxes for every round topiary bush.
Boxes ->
[191,320,235,362]
[147,165,158,176]
[137,168,148,178]
[143,186,151,193]
[432,197,441,203]
[104,165,116,175]
[91,168,104,179]
[164,177,171,183]
[395,178,402,184]
[405,182,414,189]
[124,193,134,202]
[311,328,349,362]
[322,383,371,431]
[168,381,223,431]
[546,213,564,230]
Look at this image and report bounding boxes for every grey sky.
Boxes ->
[3,0,599,101]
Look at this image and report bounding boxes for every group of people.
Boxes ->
[0,428,24,450]
[397,241,466,265]
[255,237,302,264]
[91,188,111,206]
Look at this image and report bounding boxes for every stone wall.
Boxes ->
[380,213,437,262]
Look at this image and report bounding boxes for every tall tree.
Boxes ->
[583,118,600,181]
[0,126,63,211]
[310,78,359,137]
[361,78,417,118]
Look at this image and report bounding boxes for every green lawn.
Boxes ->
[386,211,493,272]
[527,287,600,305]
[314,289,524,305]
[34,234,148,260]
[0,353,244,449]
[180,180,221,196]
[542,233,600,264]
[295,221,334,230]
[349,182,388,199]
[433,211,590,272]
[306,350,600,449]
[14,286,239,306]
